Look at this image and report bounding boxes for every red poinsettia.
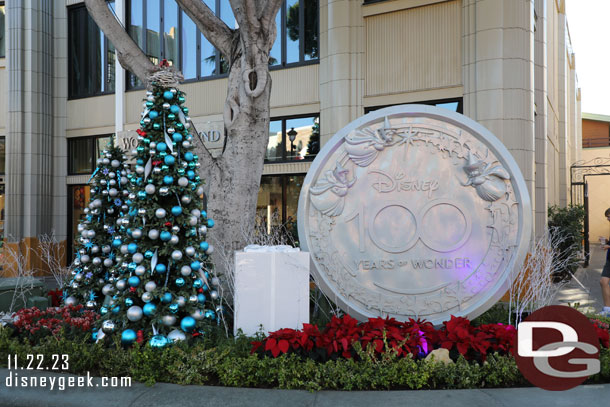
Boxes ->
[13,305,99,343]
[591,319,610,348]
[47,289,63,307]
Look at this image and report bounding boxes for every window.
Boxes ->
[68,3,116,99]
[257,174,304,242]
[68,135,113,175]
[266,115,319,163]
[127,0,319,88]
[0,2,5,57]
[365,98,464,114]
[68,185,91,257]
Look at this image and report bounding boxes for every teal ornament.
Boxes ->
[207,219,215,228]
[149,110,158,119]
[162,165,169,171]
[153,123,161,130]
[171,206,182,216]
[137,158,145,165]
[155,263,167,273]
[137,146,145,153]
[187,170,195,179]
[172,133,183,143]
[157,142,168,152]
[175,277,185,287]
[164,155,175,165]
[202,284,209,292]
[143,303,157,316]
[169,303,179,313]
[121,329,137,346]
[163,90,174,100]
[143,138,150,144]
[128,243,138,254]
[190,261,201,271]
[112,305,121,314]
[128,263,137,272]
[184,152,194,161]
[167,113,176,120]
[125,298,134,307]
[145,250,154,259]
[182,107,189,114]
[112,239,122,248]
[188,162,196,169]
[140,119,145,126]
[178,96,185,104]
[177,168,185,176]
[160,231,171,241]
[176,122,184,130]
[163,175,174,185]
[128,276,140,287]
[205,310,216,320]
[180,316,196,332]
[193,278,203,288]
[170,105,180,113]
[162,292,173,303]
[138,191,146,199]
[92,331,98,341]
[100,306,108,315]
[149,334,169,348]
[201,210,207,218]
[197,294,206,303]
[146,101,154,108]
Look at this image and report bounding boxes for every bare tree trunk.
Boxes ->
[84,0,283,273]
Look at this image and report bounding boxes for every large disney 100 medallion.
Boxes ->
[297,105,531,325]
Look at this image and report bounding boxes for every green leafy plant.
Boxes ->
[548,204,586,282]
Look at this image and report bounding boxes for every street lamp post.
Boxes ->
[287,127,297,159]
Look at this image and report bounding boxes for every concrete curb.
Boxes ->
[1,369,609,407]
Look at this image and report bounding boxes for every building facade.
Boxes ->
[0,0,581,269]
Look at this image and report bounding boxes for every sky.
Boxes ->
[566,0,610,115]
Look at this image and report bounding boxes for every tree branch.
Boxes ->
[84,0,155,83]
[261,0,283,31]
[175,0,234,58]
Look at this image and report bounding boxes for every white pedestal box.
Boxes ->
[234,249,310,336]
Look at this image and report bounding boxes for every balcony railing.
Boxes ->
[583,137,610,148]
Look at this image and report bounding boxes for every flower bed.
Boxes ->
[12,305,99,343]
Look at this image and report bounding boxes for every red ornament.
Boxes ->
[153,160,163,166]
[136,129,147,137]
[192,332,202,338]
[165,222,172,227]
[198,288,204,294]
[136,330,144,344]
[129,287,137,293]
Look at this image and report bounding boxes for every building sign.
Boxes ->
[297,105,531,325]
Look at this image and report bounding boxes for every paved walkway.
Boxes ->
[553,243,607,314]
[0,369,608,407]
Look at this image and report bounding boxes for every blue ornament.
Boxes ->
[137,159,144,165]
[171,206,182,216]
[128,243,138,254]
[112,239,122,248]
[149,110,158,119]
[157,142,168,152]
[112,306,121,314]
[160,231,172,241]
[201,210,207,218]
[200,242,209,251]
[155,263,167,273]
[180,316,196,332]
[138,191,146,199]
[146,101,154,108]
[163,175,174,185]
[128,263,137,272]
[175,277,185,287]
[125,299,134,308]
[143,303,157,316]
[187,170,195,179]
[145,250,154,259]
[163,90,174,100]
[92,331,98,341]
[190,261,201,271]
[205,310,216,320]
[162,292,173,303]
[164,155,175,165]
[172,133,183,143]
[121,329,137,345]
[184,152,194,161]
[100,306,108,315]
[153,123,161,130]
[169,303,179,313]
[149,334,169,348]
[207,219,215,228]
[197,293,206,303]
[128,276,140,287]
[193,279,203,288]
[170,104,181,113]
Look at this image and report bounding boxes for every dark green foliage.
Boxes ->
[548,205,586,282]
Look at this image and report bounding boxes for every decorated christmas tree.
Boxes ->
[97,65,220,347]
[64,144,131,312]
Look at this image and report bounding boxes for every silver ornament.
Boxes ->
[171,250,183,261]
[145,184,156,194]
[109,179,117,186]
[116,279,127,290]
[141,292,153,303]
[80,255,90,263]
[181,195,192,204]
[109,188,118,197]
[159,187,170,196]
[135,265,146,275]
[149,141,157,149]
[102,284,114,296]
[135,166,145,174]
[210,290,219,300]
[148,229,160,240]
[169,235,179,245]
[153,167,162,175]
[132,229,143,239]
[75,273,83,281]
[205,245,214,255]
[108,172,116,179]
[138,208,147,216]
[92,257,102,266]
[189,295,198,304]
[102,158,110,165]
[103,258,114,267]
[182,140,191,148]
[168,330,186,342]
[185,246,196,257]
[145,281,157,292]
[180,265,192,276]
[199,226,207,235]
[163,102,171,109]
[127,306,143,322]
[177,296,186,307]
[188,216,198,226]
[120,245,128,254]
[111,159,120,168]
[211,277,220,287]
[71,282,79,289]
[155,208,167,218]
[77,223,85,233]
[172,225,180,233]
[167,127,175,134]
[162,315,177,326]
[133,253,144,264]
[197,186,205,196]
[106,208,115,215]
[102,190,109,196]
[65,296,78,306]
[191,209,201,218]
[191,309,205,320]
[178,177,189,187]
[102,320,116,333]
[86,300,97,309]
